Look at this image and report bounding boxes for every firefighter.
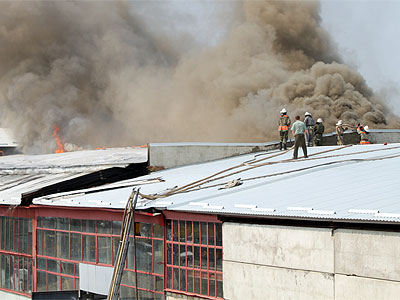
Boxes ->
[278,108,291,150]
[313,118,324,146]
[304,112,315,147]
[335,120,348,145]
[357,123,370,144]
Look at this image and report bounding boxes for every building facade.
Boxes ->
[0,207,223,300]
[2,142,400,299]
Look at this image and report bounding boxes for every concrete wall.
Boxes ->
[148,142,278,169]
[223,223,400,300]
[148,130,400,169]
[0,289,30,299]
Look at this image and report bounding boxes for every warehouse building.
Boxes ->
[1,139,400,300]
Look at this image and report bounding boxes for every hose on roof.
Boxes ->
[139,145,362,200]
[192,153,400,192]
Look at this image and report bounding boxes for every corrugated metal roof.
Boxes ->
[0,147,147,172]
[33,144,400,224]
[0,147,147,205]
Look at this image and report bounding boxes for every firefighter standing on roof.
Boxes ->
[278,108,291,150]
[304,112,315,147]
[313,118,324,146]
[357,124,370,144]
[336,120,348,145]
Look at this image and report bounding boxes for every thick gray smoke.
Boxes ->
[0,1,398,153]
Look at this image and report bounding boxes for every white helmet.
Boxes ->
[305,112,311,116]
[317,118,323,123]
[364,125,369,131]
[336,120,343,126]
[280,108,287,114]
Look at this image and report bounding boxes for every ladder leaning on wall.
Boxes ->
[107,187,140,300]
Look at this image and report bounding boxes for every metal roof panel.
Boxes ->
[33,144,400,224]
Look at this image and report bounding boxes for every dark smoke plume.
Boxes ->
[0,1,398,153]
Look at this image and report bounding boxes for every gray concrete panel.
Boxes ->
[149,143,277,169]
[223,261,334,300]
[335,229,400,281]
[335,274,400,300]
[0,290,30,299]
[148,130,400,169]
[223,223,334,273]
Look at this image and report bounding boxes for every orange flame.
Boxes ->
[52,125,65,153]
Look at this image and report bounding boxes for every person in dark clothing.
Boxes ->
[313,118,324,146]
[291,115,308,159]
[304,112,315,147]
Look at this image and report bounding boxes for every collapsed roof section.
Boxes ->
[0,147,148,206]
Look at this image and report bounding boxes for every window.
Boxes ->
[166,218,223,299]
[0,216,32,255]
[36,257,79,292]
[0,216,33,296]
[121,222,164,300]
[36,216,164,298]
[0,253,32,294]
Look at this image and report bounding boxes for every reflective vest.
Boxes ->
[357,126,370,143]
[278,115,291,131]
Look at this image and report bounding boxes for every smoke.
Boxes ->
[0,1,398,153]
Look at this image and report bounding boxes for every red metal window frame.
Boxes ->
[0,253,32,296]
[164,212,223,299]
[119,222,165,299]
[36,257,79,292]
[0,216,32,255]
[35,206,165,297]
[0,207,34,297]
[36,217,125,292]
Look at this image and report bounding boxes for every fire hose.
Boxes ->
[139,144,372,200]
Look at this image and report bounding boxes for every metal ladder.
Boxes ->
[107,188,140,300]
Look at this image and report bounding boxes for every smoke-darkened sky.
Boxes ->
[0,0,399,153]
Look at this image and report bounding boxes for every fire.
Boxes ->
[52,125,65,153]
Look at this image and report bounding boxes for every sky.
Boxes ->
[320,0,400,115]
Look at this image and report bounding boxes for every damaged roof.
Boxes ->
[0,147,148,205]
[32,143,400,225]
